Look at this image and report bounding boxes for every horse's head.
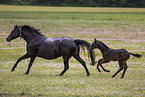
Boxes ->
[6,25,21,42]
[89,38,99,50]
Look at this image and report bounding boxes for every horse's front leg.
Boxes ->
[11,53,30,72]
[24,56,36,75]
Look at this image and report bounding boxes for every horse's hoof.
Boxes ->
[91,61,96,66]
[56,74,63,76]
[121,76,124,79]
[112,75,115,78]
[87,74,90,77]
[90,63,94,66]
[11,68,15,72]
[23,72,28,75]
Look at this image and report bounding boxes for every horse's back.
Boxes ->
[55,37,77,54]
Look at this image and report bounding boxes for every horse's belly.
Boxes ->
[103,52,118,61]
[37,50,61,59]
[37,44,61,59]
[38,54,61,59]
[104,56,118,61]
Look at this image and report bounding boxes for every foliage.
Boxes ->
[0,0,145,7]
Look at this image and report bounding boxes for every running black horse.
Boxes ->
[90,39,142,78]
[6,25,95,76]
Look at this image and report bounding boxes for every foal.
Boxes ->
[90,39,142,78]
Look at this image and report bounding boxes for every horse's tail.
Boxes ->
[129,53,142,58]
[74,39,95,65]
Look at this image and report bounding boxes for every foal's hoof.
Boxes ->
[96,67,101,72]
[98,70,101,72]
[105,70,110,72]
[97,68,101,72]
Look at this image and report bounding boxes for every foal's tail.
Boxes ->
[74,39,95,65]
[129,53,142,58]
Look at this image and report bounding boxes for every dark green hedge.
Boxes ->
[0,0,145,7]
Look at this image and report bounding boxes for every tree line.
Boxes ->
[0,0,145,7]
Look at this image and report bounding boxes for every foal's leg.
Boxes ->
[24,56,36,75]
[97,58,110,72]
[96,59,103,72]
[11,53,30,72]
[58,55,71,76]
[112,60,124,78]
[121,62,128,78]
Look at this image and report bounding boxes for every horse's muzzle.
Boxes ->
[89,46,92,50]
[6,37,11,42]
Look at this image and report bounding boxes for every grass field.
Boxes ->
[0,4,145,97]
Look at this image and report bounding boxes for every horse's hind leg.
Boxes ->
[58,55,71,76]
[121,62,128,78]
[112,61,124,78]
[97,58,110,72]
[73,55,90,76]
[11,53,30,72]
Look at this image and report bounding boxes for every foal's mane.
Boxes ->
[97,40,109,48]
[22,25,44,36]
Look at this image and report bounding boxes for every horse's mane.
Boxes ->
[97,40,109,48]
[22,25,44,36]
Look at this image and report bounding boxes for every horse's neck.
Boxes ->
[22,30,44,43]
[98,42,109,53]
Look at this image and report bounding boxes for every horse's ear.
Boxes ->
[94,38,97,43]
[14,25,18,28]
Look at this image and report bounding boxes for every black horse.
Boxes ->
[90,39,142,78]
[6,25,95,76]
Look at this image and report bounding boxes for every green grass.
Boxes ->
[0,4,145,97]
[0,5,145,39]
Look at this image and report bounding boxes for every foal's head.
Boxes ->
[89,38,100,50]
[6,25,21,42]
[90,39,109,51]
